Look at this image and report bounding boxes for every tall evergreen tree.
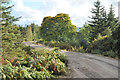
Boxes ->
[1,2,23,55]
[26,26,33,41]
[88,0,106,40]
[1,3,21,26]
[18,25,26,39]
[33,29,37,40]
[107,4,119,31]
[112,23,120,58]
[30,23,37,40]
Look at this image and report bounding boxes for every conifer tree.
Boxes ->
[33,29,37,40]
[26,26,33,41]
[107,4,119,31]
[30,23,37,40]
[1,2,23,55]
[88,0,107,40]
[1,3,21,26]
[18,25,26,39]
[112,24,120,58]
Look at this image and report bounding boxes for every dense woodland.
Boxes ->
[1,0,120,79]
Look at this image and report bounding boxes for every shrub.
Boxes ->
[102,50,117,58]
[38,41,72,51]
[91,49,101,54]
[71,46,86,53]
[87,34,117,58]
[2,60,54,79]
[2,47,68,79]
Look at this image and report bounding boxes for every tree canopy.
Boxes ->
[40,13,77,41]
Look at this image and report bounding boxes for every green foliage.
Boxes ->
[23,46,33,55]
[2,60,54,79]
[88,0,107,40]
[25,26,33,41]
[112,23,120,58]
[2,47,68,79]
[1,3,21,26]
[2,43,27,59]
[91,49,101,54]
[102,50,117,58]
[18,25,26,40]
[2,1,120,79]
[79,23,92,43]
[107,5,119,31]
[37,40,86,53]
[87,34,118,58]
[87,34,108,52]
[40,13,77,41]
[69,33,89,49]
[71,46,85,53]
[30,23,40,40]
[54,49,68,66]
[102,27,112,37]
[1,2,24,57]
[86,0,119,58]
[18,23,40,41]
[1,2,68,79]
[43,41,72,51]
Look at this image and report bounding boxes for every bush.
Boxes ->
[2,60,54,79]
[91,49,101,54]
[37,40,72,51]
[102,50,117,58]
[23,46,34,55]
[71,46,86,53]
[87,34,117,58]
[2,43,27,59]
[2,47,68,79]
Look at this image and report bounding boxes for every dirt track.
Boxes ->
[23,41,119,78]
[62,51,118,78]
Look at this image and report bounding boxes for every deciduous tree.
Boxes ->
[40,13,77,41]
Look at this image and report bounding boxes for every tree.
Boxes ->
[40,13,77,41]
[25,26,33,41]
[102,27,112,37]
[1,3,21,27]
[30,23,40,40]
[18,25,26,39]
[107,5,119,31]
[112,22,120,58]
[79,22,92,43]
[1,2,22,43]
[88,0,107,40]
[1,2,23,55]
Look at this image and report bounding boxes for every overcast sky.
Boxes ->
[11,0,119,27]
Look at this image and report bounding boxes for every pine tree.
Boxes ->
[1,2,21,27]
[107,4,119,31]
[18,25,26,39]
[30,23,37,40]
[1,2,23,55]
[88,0,107,40]
[112,22,120,58]
[26,26,33,41]
[33,29,37,40]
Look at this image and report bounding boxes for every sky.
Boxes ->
[11,0,120,27]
